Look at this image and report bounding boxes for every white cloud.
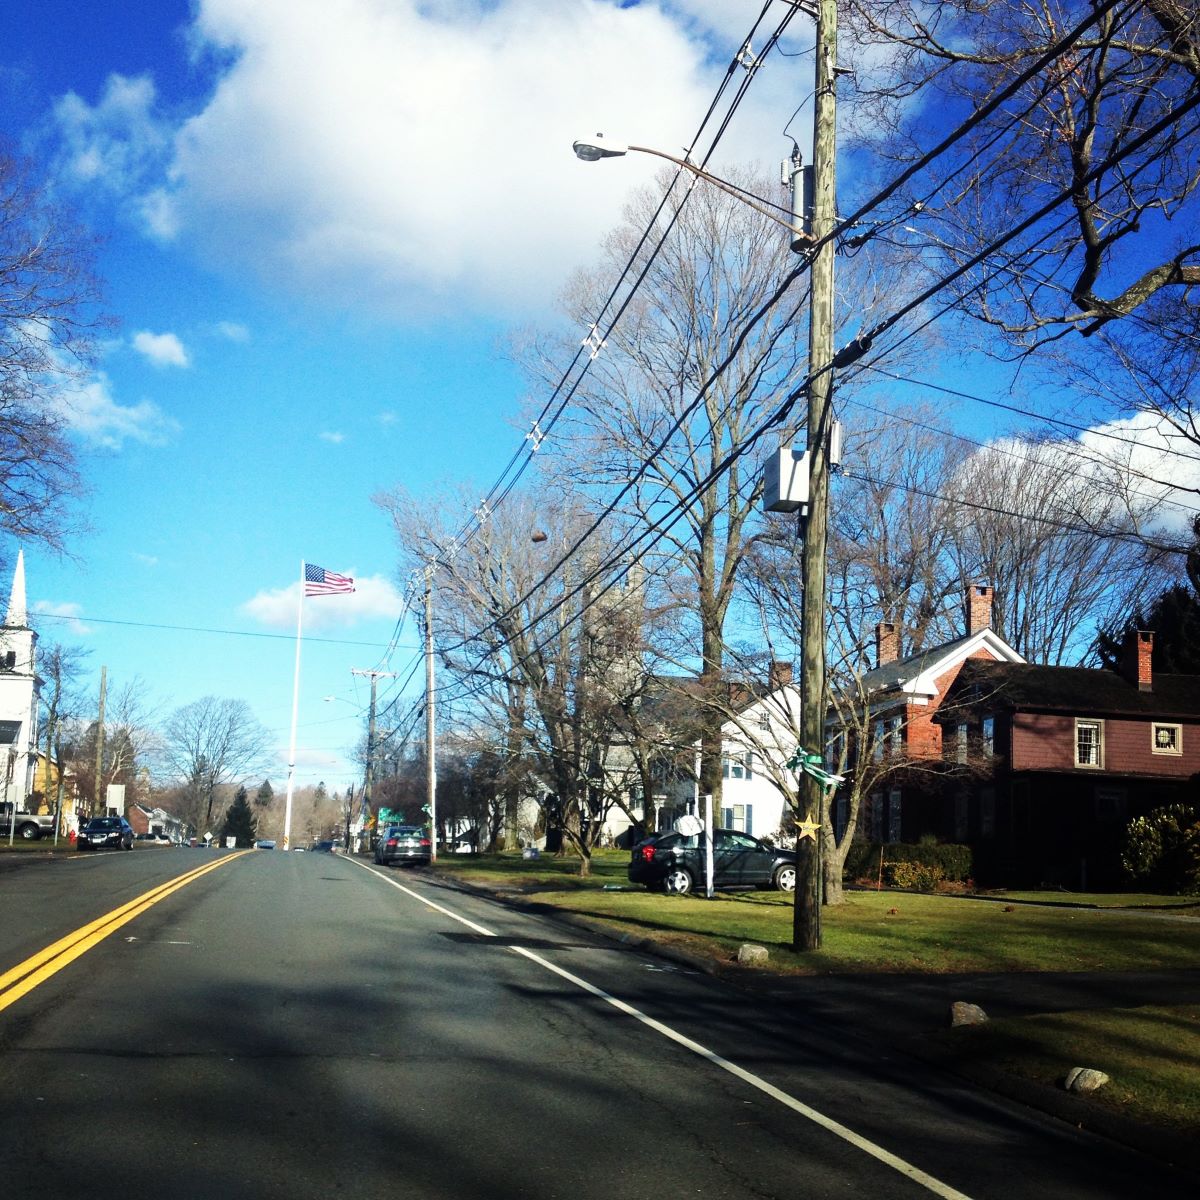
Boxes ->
[52,369,179,450]
[319,431,346,444]
[133,330,191,367]
[51,73,171,196]
[56,1,808,319]
[242,571,405,631]
[132,552,160,567]
[215,320,250,342]
[1078,412,1200,535]
[31,600,93,637]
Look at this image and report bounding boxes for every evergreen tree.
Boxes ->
[254,778,274,807]
[220,786,258,847]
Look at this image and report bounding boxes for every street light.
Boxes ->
[573,134,811,243]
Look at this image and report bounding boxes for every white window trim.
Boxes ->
[1075,718,1104,769]
[1151,722,1183,756]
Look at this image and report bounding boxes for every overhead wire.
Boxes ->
[431,0,1155,678]
[430,81,1200,710]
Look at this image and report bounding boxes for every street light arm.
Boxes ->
[574,136,811,242]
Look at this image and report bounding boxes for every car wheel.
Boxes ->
[664,866,693,896]
[17,822,40,841]
[773,865,797,893]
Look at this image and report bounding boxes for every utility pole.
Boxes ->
[351,670,396,840]
[94,665,107,819]
[424,570,437,862]
[795,0,838,951]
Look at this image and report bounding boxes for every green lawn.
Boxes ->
[434,852,1200,974]
[432,850,1200,1133]
[936,1005,1200,1133]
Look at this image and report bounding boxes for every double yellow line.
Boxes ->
[0,850,250,1014]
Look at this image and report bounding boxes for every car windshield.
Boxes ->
[87,818,121,830]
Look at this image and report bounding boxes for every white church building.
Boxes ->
[0,552,39,814]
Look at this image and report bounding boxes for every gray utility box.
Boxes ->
[762,447,809,513]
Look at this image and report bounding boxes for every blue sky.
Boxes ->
[4,2,1195,792]
[2,1,828,790]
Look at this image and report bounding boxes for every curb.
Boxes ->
[420,866,1199,1179]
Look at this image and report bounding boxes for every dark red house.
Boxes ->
[934,631,1200,888]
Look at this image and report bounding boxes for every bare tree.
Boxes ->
[943,438,1169,663]
[376,484,652,874]
[158,697,271,831]
[63,678,159,816]
[0,148,111,551]
[840,1,1200,465]
[520,167,813,814]
[33,642,90,813]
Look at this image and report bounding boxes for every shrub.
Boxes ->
[887,860,946,890]
[1121,804,1200,895]
[843,840,973,883]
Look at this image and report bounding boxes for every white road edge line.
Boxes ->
[350,858,973,1200]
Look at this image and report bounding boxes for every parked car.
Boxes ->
[78,816,135,852]
[374,825,432,867]
[255,839,276,850]
[312,840,335,853]
[628,828,796,895]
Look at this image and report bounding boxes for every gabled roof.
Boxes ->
[859,628,1025,700]
[937,659,1200,721]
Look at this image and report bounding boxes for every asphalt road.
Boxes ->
[0,848,1192,1199]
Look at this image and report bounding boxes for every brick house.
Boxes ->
[843,584,1025,844]
[933,630,1200,888]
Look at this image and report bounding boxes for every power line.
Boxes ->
[31,610,407,649]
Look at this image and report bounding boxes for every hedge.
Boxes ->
[843,840,973,884]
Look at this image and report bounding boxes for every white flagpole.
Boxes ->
[283,560,304,851]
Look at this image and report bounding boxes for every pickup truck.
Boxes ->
[0,803,57,841]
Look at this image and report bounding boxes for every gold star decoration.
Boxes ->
[796,817,820,842]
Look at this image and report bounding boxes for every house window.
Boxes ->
[1075,719,1103,768]
[758,712,771,733]
[982,716,995,758]
[887,789,902,844]
[722,803,753,834]
[0,720,19,745]
[1152,723,1182,756]
[955,723,968,764]
[872,721,885,763]
[722,752,753,780]
[979,788,995,837]
[867,792,883,842]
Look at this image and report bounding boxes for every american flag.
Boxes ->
[304,563,355,596]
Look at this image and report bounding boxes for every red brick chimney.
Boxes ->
[768,660,793,690]
[1122,629,1154,691]
[875,621,900,667]
[966,584,994,635]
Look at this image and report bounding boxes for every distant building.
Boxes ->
[0,552,39,814]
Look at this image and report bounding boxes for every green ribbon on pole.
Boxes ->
[787,747,845,791]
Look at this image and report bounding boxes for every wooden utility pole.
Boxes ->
[424,570,437,862]
[795,0,839,951]
[350,670,396,836]
[94,665,107,818]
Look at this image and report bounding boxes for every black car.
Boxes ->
[374,825,432,867]
[628,828,796,895]
[79,816,135,852]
